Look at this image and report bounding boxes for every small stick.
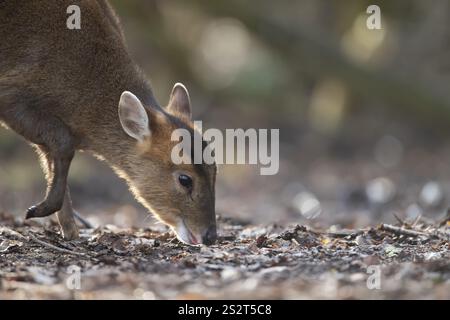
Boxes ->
[411,214,422,228]
[392,212,405,226]
[326,229,364,238]
[24,231,88,257]
[73,211,93,229]
[380,223,430,238]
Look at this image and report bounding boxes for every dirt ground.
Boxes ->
[0,211,448,299]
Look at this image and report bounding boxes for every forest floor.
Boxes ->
[0,211,448,299]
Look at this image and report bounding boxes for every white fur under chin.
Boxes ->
[174,221,201,246]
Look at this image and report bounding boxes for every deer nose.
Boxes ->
[202,226,217,245]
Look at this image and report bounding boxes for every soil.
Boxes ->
[0,211,448,299]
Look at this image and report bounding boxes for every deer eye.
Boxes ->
[178,174,193,189]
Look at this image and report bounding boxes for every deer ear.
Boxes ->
[167,83,192,119]
[118,91,151,142]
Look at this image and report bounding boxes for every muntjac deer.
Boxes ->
[0,0,217,245]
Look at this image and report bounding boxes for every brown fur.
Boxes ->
[0,0,217,244]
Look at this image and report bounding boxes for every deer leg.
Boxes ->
[57,186,79,240]
[26,143,74,219]
[36,147,79,240]
[0,103,75,219]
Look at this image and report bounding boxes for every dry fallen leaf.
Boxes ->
[0,239,23,253]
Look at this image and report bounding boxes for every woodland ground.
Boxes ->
[0,211,448,299]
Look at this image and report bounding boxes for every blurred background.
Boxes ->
[2,0,450,230]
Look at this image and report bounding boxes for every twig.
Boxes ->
[73,211,93,229]
[23,231,88,257]
[380,223,430,238]
[326,229,364,238]
[392,212,405,226]
[411,215,422,228]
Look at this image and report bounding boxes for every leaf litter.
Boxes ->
[0,212,448,299]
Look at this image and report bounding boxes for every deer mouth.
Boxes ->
[174,220,201,246]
